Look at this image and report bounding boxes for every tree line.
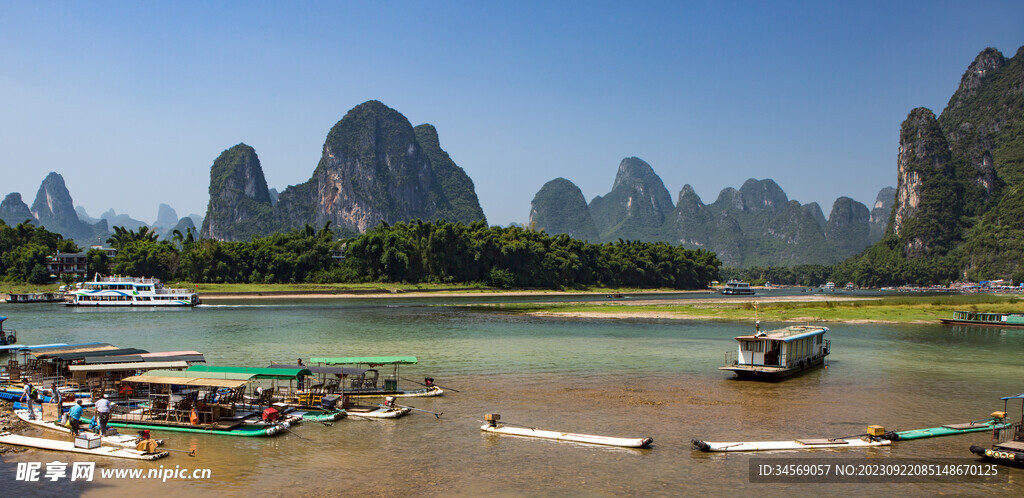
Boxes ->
[0,219,721,289]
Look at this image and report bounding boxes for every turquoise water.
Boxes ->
[2,298,1023,496]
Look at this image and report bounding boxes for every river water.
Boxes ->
[1,296,1022,496]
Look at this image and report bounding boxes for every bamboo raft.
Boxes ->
[0,432,169,460]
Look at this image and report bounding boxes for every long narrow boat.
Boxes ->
[345,405,411,419]
[889,417,1010,440]
[940,311,1024,328]
[14,404,165,448]
[481,416,652,448]
[692,437,890,452]
[0,431,169,460]
[693,416,1009,452]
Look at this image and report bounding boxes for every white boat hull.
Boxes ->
[0,431,168,460]
[693,438,890,452]
[346,386,444,398]
[15,408,164,448]
[345,406,411,419]
[481,424,653,448]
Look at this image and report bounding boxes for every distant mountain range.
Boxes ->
[5,44,1020,280]
[1,173,202,246]
[529,158,893,266]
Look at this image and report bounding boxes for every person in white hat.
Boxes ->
[94,394,112,435]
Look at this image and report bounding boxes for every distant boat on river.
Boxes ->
[721,281,755,295]
[940,311,1024,328]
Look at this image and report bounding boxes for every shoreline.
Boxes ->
[197,288,711,300]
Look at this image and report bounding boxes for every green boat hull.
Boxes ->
[893,419,1010,440]
[82,416,285,437]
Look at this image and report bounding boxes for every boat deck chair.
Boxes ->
[349,373,365,390]
[363,369,379,389]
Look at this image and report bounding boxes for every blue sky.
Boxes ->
[2,1,1023,227]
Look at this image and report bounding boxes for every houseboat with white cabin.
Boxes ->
[721,281,755,295]
[66,275,198,307]
[720,323,830,380]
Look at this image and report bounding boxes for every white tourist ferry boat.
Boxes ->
[66,275,198,307]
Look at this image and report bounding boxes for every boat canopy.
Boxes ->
[0,343,68,352]
[735,326,826,343]
[311,356,418,365]
[187,365,312,380]
[27,343,110,354]
[69,360,191,372]
[84,353,205,364]
[121,373,250,389]
[268,364,366,376]
[38,348,150,361]
[0,316,6,322]
[1000,393,1024,400]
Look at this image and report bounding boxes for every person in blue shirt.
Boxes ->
[68,399,85,439]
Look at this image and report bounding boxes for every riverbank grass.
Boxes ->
[494,294,1024,323]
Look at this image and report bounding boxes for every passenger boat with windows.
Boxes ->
[721,281,755,295]
[940,311,1024,328]
[720,323,830,380]
[65,275,198,307]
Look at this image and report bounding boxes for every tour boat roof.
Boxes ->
[121,372,251,388]
[187,365,312,380]
[735,326,827,343]
[1001,393,1024,400]
[311,356,418,365]
[38,348,150,361]
[27,343,110,353]
[0,343,68,352]
[84,352,205,364]
[69,360,191,372]
[268,364,366,376]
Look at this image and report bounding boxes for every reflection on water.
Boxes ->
[1,298,1022,495]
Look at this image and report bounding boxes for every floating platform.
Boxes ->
[5,293,65,303]
[15,407,164,448]
[0,431,168,460]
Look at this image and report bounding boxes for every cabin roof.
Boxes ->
[268,364,366,376]
[735,326,827,343]
[84,353,206,364]
[0,343,69,352]
[121,373,250,388]
[69,360,191,372]
[38,347,149,361]
[311,356,418,365]
[187,365,312,380]
[26,343,111,355]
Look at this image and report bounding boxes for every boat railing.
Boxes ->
[996,422,1023,443]
[724,351,738,366]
